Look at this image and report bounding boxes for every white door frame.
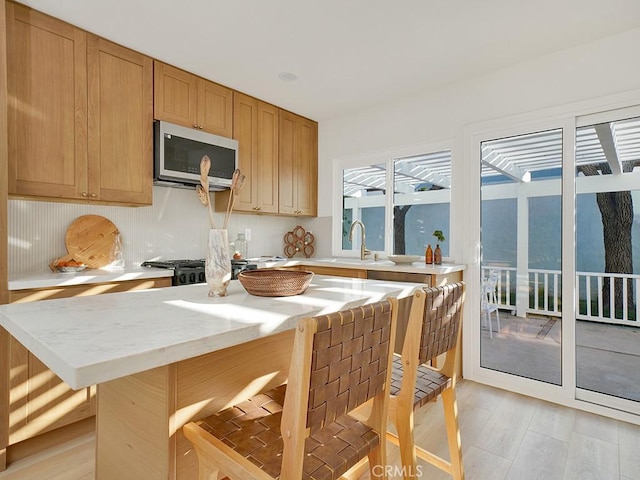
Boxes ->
[460,89,640,424]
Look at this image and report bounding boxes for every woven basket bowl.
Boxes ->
[238,269,314,297]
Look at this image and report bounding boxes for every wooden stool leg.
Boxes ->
[441,387,464,480]
[367,444,387,479]
[395,408,418,480]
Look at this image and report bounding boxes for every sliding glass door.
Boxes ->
[469,105,640,417]
[479,129,563,385]
[574,111,640,411]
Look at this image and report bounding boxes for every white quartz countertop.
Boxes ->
[8,266,173,291]
[273,258,466,275]
[0,275,423,390]
[8,259,465,291]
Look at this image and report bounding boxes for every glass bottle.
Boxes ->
[234,233,248,259]
[425,244,433,264]
[434,244,442,265]
[108,231,125,271]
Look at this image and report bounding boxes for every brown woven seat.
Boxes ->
[390,356,452,409]
[388,282,466,480]
[183,298,398,480]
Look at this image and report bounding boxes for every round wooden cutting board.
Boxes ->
[65,215,119,268]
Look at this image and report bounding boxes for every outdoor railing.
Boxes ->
[482,266,639,326]
[577,271,639,326]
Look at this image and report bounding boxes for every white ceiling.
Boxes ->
[18,0,640,122]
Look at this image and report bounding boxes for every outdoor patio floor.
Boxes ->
[480,310,640,403]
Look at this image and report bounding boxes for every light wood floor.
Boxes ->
[1,379,638,479]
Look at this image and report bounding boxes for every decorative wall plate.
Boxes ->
[283,226,315,258]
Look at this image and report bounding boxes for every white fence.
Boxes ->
[481,266,639,326]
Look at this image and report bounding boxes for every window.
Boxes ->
[339,149,452,257]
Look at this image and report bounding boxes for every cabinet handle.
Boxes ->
[198,126,203,130]
[90,193,97,198]
[81,192,88,197]
[193,124,199,129]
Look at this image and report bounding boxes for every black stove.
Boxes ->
[141,259,256,286]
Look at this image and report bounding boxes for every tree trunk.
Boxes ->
[393,205,412,254]
[579,163,635,318]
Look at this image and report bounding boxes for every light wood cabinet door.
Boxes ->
[87,35,153,205]
[256,101,279,213]
[7,335,95,445]
[6,3,88,199]
[154,61,233,138]
[216,93,278,214]
[224,92,258,212]
[278,110,318,216]
[153,61,197,128]
[197,79,233,138]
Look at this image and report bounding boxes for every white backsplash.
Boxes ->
[8,186,316,275]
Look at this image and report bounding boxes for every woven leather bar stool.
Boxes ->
[388,282,466,480]
[183,297,398,480]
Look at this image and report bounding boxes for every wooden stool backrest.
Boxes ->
[418,283,465,366]
[280,297,398,478]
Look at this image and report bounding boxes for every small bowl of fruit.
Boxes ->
[53,259,87,273]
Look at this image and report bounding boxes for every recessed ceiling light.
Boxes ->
[278,72,298,82]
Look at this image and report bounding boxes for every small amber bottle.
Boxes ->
[434,244,442,265]
[425,244,433,264]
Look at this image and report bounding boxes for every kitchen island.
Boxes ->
[0,275,424,479]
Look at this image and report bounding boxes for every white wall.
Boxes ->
[318,26,640,220]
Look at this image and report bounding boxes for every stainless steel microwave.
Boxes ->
[153,121,238,190]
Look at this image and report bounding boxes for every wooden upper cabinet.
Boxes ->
[87,35,153,205]
[278,110,318,216]
[153,61,197,127]
[256,101,279,213]
[216,92,278,214]
[6,4,153,205]
[154,61,233,138]
[198,80,233,137]
[7,3,88,199]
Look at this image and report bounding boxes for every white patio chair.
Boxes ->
[482,269,501,338]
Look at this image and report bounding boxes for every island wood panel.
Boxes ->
[94,329,294,480]
[1,2,9,469]
[96,365,176,480]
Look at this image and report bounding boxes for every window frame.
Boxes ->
[332,139,456,258]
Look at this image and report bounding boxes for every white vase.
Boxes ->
[205,229,231,297]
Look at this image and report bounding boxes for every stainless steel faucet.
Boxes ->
[348,220,371,260]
